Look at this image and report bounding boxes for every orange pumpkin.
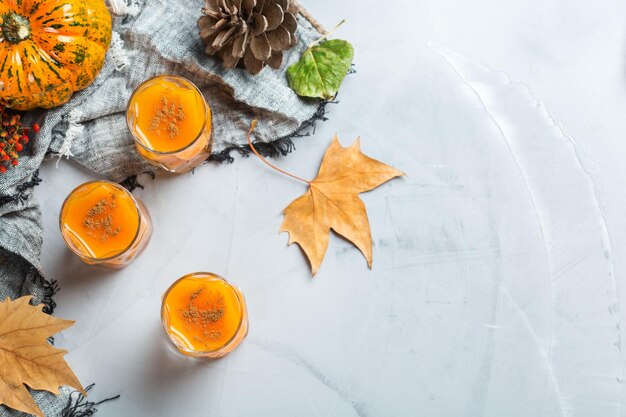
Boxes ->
[0,0,112,111]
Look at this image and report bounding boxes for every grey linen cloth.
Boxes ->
[0,0,322,415]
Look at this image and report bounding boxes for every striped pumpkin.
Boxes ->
[0,0,112,110]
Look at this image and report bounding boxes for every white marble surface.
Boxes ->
[35,0,626,415]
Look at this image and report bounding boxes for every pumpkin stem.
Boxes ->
[2,13,31,44]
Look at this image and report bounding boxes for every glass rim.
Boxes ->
[58,180,143,263]
[126,74,211,156]
[160,272,246,355]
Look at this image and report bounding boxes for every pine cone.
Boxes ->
[198,0,299,75]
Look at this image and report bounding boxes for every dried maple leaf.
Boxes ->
[0,296,84,417]
[277,136,403,275]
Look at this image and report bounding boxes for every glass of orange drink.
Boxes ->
[59,181,152,268]
[127,75,212,173]
[161,272,249,358]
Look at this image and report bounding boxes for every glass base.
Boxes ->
[144,147,210,174]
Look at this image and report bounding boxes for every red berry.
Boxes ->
[32,123,40,133]
[0,143,4,148]
[11,159,18,166]
[15,144,23,151]
[21,137,28,144]
[2,155,8,161]
[21,135,27,141]
[0,166,6,174]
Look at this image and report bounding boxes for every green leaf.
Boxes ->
[287,39,354,100]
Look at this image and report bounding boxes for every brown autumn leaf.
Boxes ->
[279,136,404,275]
[0,296,84,417]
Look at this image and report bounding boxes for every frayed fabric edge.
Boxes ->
[56,110,83,167]
[41,278,59,315]
[109,32,130,71]
[0,169,42,207]
[120,171,155,193]
[61,384,120,417]
[107,0,140,16]
[209,98,333,164]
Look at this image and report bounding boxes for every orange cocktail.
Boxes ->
[127,75,212,173]
[161,272,248,358]
[59,181,152,268]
